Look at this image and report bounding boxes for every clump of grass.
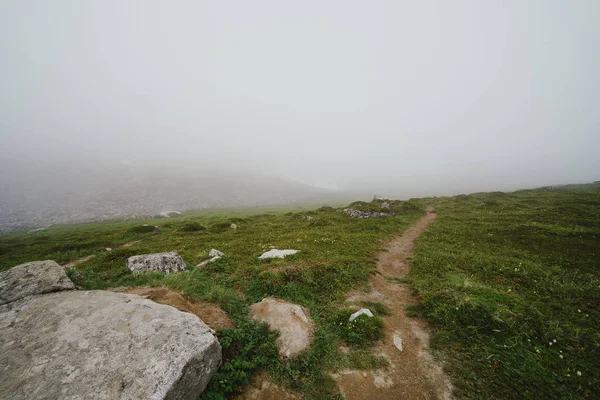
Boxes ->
[331,309,384,346]
[200,319,279,399]
[209,222,233,233]
[178,222,206,232]
[126,225,155,234]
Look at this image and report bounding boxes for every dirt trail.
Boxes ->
[335,208,453,400]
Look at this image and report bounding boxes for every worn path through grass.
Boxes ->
[336,208,452,400]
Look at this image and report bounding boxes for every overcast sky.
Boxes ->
[1,1,599,196]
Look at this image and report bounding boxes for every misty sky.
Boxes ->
[1,1,599,196]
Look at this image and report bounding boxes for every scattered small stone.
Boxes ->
[105,248,112,252]
[393,333,403,352]
[230,223,237,230]
[127,252,186,274]
[209,249,225,258]
[196,249,225,268]
[306,216,313,221]
[258,249,300,259]
[349,308,374,322]
[381,202,390,209]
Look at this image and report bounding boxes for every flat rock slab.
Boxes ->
[0,260,74,305]
[249,298,314,359]
[127,252,186,274]
[0,290,221,400]
[258,249,299,259]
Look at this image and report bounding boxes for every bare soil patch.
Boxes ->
[63,255,95,269]
[111,286,234,330]
[120,240,142,248]
[232,372,303,400]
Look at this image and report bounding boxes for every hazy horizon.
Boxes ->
[2,1,599,205]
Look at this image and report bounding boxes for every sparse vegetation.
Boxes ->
[332,310,385,346]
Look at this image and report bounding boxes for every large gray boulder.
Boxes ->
[127,252,186,274]
[0,290,221,400]
[0,260,74,305]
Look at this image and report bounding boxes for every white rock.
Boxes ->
[258,249,299,259]
[349,308,374,322]
[106,248,112,252]
[209,249,225,258]
[393,333,403,351]
[230,223,237,230]
[196,256,221,268]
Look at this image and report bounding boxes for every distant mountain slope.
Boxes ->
[0,160,334,232]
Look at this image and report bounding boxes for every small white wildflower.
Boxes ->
[578,309,581,313]
[553,339,557,343]
[549,342,553,346]
[536,349,540,353]
[559,355,563,359]
[577,371,582,376]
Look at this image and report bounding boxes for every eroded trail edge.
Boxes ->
[335,208,453,400]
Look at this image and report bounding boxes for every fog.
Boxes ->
[1,1,599,229]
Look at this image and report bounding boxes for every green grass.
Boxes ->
[0,199,423,399]
[408,183,600,399]
[2,183,598,399]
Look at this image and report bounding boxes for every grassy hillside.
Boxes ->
[1,183,598,399]
[409,183,600,399]
[0,200,424,399]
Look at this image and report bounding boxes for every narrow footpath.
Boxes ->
[335,208,453,400]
